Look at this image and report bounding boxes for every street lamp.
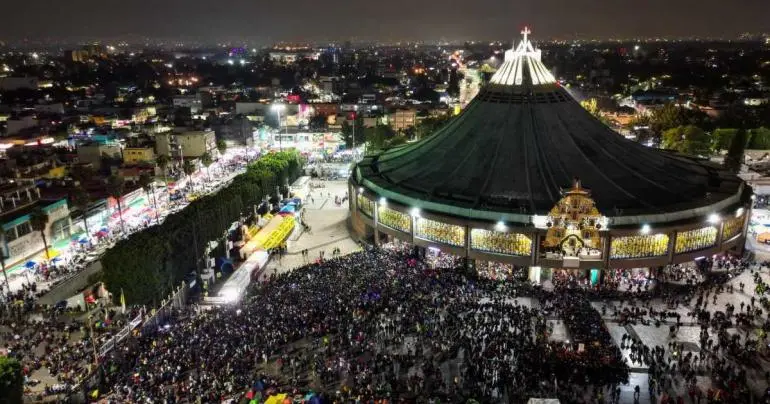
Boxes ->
[271,104,287,151]
[708,213,721,224]
[352,105,359,160]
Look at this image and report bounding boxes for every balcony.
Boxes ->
[0,179,41,216]
[539,248,604,269]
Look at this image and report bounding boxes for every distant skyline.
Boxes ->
[2,0,769,44]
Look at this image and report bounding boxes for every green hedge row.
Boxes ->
[101,151,303,305]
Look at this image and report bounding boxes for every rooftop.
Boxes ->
[356,29,745,224]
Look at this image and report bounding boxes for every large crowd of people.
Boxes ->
[5,241,770,403]
[0,301,132,400]
[97,249,633,403]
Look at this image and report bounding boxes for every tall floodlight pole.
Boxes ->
[271,104,286,151]
[352,105,359,160]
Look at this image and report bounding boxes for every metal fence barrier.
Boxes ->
[63,282,189,403]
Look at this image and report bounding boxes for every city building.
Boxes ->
[0,179,71,267]
[77,142,122,169]
[0,77,39,91]
[235,102,269,115]
[349,30,751,283]
[319,76,342,95]
[156,130,216,159]
[0,179,41,218]
[5,115,39,135]
[269,51,303,64]
[122,147,156,166]
[173,94,203,114]
[34,103,66,115]
[64,45,107,62]
[388,108,418,132]
[309,103,340,117]
[211,115,255,145]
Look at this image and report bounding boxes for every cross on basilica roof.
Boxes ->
[521,26,531,45]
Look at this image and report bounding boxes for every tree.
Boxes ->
[414,115,453,140]
[581,98,601,116]
[29,208,51,261]
[138,172,159,225]
[70,186,91,239]
[156,154,171,201]
[724,128,749,173]
[748,127,770,149]
[0,356,23,404]
[216,139,227,156]
[102,150,303,305]
[340,117,365,149]
[70,164,95,185]
[387,134,408,148]
[661,125,711,156]
[183,159,197,187]
[107,175,126,234]
[712,128,738,152]
[364,125,396,151]
[650,103,713,135]
[650,103,684,135]
[201,152,213,182]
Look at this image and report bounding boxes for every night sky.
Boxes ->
[3,0,769,43]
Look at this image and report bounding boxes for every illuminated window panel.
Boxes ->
[675,226,717,254]
[357,195,373,218]
[377,206,411,233]
[471,228,532,256]
[722,215,744,241]
[610,234,669,259]
[415,217,465,247]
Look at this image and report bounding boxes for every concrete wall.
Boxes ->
[177,131,216,158]
[38,261,102,306]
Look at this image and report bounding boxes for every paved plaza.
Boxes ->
[263,180,361,277]
[257,189,770,403]
[14,178,766,402]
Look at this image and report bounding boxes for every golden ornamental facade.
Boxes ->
[544,179,605,257]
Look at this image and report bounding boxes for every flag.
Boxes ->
[120,288,126,314]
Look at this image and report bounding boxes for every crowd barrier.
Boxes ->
[139,282,189,335]
[64,282,189,403]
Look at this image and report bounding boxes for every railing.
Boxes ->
[140,282,189,334]
[64,282,189,402]
[98,312,143,357]
[0,194,39,213]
